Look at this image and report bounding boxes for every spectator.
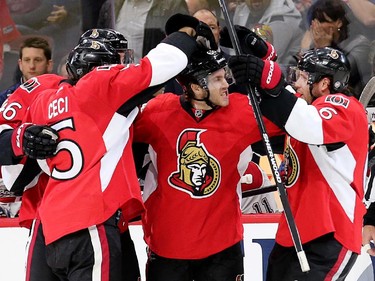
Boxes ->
[232,0,304,68]
[80,0,107,32]
[0,36,52,106]
[186,0,211,15]
[0,0,21,95]
[229,46,367,280]
[114,0,189,62]
[8,0,81,73]
[300,0,372,98]
[344,0,375,42]
[371,40,375,76]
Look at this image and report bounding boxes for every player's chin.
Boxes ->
[219,96,229,107]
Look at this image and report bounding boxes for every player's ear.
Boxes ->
[191,83,204,97]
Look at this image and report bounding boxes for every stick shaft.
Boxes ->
[217,0,310,272]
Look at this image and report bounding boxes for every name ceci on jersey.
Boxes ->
[48,87,68,119]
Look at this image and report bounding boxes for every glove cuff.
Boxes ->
[11,123,32,157]
[165,13,199,35]
[260,60,282,91]
[263,42,277,61]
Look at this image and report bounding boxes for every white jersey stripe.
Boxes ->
[100,108,138,191]
[285,98,324,144]
[309,144,356,222]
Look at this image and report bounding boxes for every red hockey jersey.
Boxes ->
[24,38,196,244]
[275,94,367,253]
[0,74,64,227]
[133,93,282,259]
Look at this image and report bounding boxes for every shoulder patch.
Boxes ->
[20,77,40,93]
[324,95,349,108]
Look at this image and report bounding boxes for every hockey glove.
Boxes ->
[228,54,284,97]
[220,25,277,61]
[12,123,58,159]
[165,13,217,50]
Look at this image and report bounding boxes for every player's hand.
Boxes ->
[12,123,59,159]
[165,13,217,50]
[228,54,284,97]
[362,225,375,256]
[220,25,277,61]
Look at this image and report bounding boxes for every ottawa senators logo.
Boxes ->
[20,77,41,93]
[280,137,300,187]
[168,129,221,198]
[87,29,100,39]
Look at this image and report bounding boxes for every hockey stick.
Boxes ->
[242,184,277,198]
[359,76,375,108]
[217,0,310,272]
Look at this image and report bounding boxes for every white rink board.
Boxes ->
[0,222,373,281]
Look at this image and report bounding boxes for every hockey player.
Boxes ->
[228,47,367,280]
[0,28,145,281]
[132,45,282,280]
[21,14,217,281]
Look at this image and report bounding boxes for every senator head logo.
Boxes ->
[168,129,221,198]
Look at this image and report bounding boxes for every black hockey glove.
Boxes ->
[165,13,217,50]
[220,25,277,61]
[228,54,284,97]
[12,123,58,159]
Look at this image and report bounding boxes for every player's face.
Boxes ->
[294,69,314,104]
[207,68,229,107]
[18,47,52,81]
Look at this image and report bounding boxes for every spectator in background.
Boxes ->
[0,0,21,95]
[344,0,375,42]
[370,40,375,76]
[0,36,52,106]
[114,0,189,62]
[186,0,211,15]
[300,0,372,98]
[7,0,81,73]
[80,0,107,32]
[232,0,304,69]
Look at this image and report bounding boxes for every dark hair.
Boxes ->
[306,0,349,43]
[19,37,52,61]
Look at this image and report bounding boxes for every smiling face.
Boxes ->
[294,69,331,103]
[205,68,230,107]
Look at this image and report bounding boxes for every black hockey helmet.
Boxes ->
[79,28,128,51]
[177,49,228,90]
[66,39,120,81]
[297,47,350,92]
[79,29,134,63]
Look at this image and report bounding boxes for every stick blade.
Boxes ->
[359,76,375,108]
